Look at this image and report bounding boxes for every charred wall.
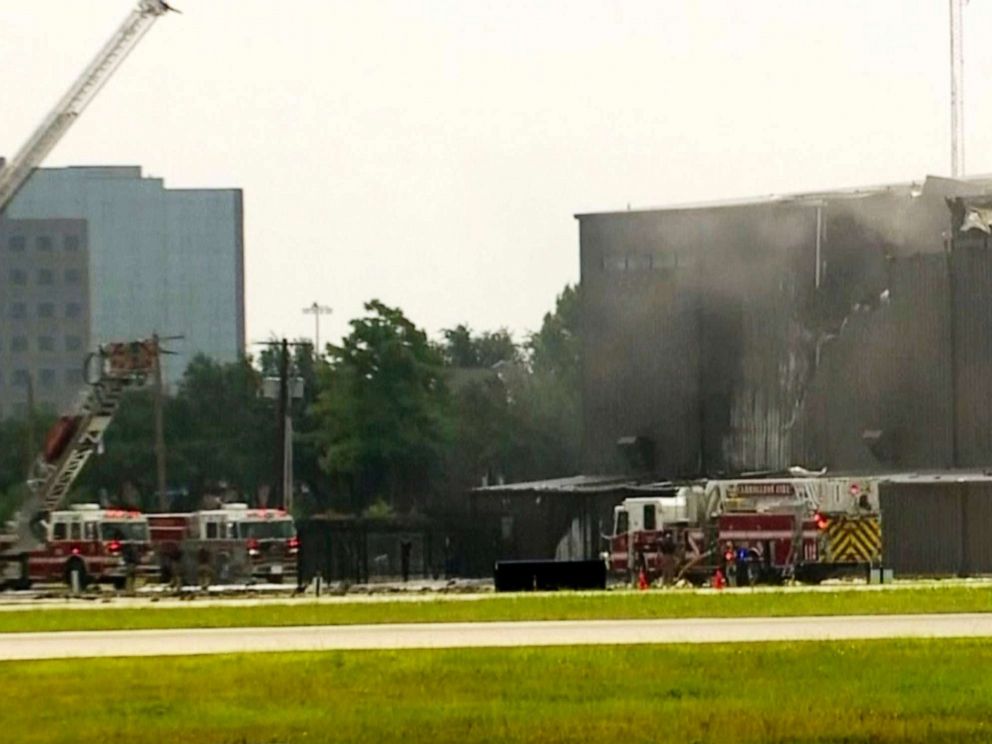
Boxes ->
[578,177,992,477]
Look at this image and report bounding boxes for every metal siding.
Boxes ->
[580,214,701,476]
[798,255,954,469]
[579,181,992,479]
[880,482,963,575]
[951,238,992,466]
[963,483,992,572]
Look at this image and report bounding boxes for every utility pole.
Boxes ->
[276,338,290,510]
[153,333,168,512]
[949,0,965,178]
[258,339,306,511]
[302,302,332,358]
[25,373,36,477]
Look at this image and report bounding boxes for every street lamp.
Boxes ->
[302,302,332,356]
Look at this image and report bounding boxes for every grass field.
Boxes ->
[0,584,990,633]
[2,639,991,743]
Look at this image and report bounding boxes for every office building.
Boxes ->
[3,166,244,387]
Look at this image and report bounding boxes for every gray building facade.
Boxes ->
[577,176,992,478]
[0,218,90,418]
[3,166,244,387]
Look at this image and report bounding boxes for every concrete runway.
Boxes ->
[3,613,992,660]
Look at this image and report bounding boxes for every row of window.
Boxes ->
[4,302,83,320]
[6,235,81,253]
[0,368,82,387]
[8,268,83,286]
[600,253,682,271]
[0,336,84,353]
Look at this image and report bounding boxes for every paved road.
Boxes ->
[3,613,992,660]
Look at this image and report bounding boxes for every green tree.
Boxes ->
[168,355,275,502]
[79,355,276,510]
[437,288,581,501]
[441,325,520,368]
[517,284,582,478]
[313,300,450,513]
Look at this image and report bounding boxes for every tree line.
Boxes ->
[0,285,579,520]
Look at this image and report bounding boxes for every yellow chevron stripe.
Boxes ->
[825,516,881,562]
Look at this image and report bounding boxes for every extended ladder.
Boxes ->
[8,341,158,552]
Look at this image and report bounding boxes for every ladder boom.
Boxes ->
[0,0,171,214]
[8,340,160,553]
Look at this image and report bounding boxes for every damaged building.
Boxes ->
[577,175,992,478]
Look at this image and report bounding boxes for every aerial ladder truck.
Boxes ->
[0,1,176,587]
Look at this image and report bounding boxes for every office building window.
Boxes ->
[65,368,83,386]
[12,369,30,387]
[38,336,55,352]
[39,369,56,388]
[9,269,27,286]
[64,268,82,285]
[37,269,54,285]
[36,236,53,252]
[64,234,81,252]
[65,303,82,319]
[9,303,27,320]
[37,302,55,319]
[65,335,83,352]
[11,336,28,352]
[8,235,25,252]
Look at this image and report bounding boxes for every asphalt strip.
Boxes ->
[2,613,992,660]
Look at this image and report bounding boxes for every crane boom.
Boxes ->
[0,0,172,215]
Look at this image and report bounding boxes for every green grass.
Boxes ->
[1,585,991,633]
[3,640,991,743]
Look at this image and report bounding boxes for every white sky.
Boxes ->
[4,1,991,349]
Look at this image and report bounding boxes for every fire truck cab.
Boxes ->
[10,504,153,589]
[150,504,298,586]
[607,487,710,581]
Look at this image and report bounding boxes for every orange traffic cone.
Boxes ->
[637,567,649,590]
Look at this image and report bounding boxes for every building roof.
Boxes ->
[473,474,635,495]
[574,174,992,219]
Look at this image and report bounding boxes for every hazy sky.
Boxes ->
[4,1,991,349]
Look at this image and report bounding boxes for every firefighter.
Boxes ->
[723,541,737,587]
[659,530,677,587]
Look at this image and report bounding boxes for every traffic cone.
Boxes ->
[637,567,649,590]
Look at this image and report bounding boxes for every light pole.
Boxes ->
[302,302,332,357]
[949,0,965,177]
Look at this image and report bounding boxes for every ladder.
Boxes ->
[0,0,174,214]
[8,342,158,552]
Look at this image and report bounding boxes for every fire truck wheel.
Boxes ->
[64,558,89,590]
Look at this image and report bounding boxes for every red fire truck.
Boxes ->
[1,338,161,590]
[607,476,881,585]
[148,504,298,586]
[14,505,154,589]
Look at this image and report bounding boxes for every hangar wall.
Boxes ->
[578,177,992,477]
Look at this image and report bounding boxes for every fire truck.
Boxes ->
[607,475,881,585]
[0,339,161,590]
[148,504,298,586]
[6,505,154,590]
[0,0,176,589]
